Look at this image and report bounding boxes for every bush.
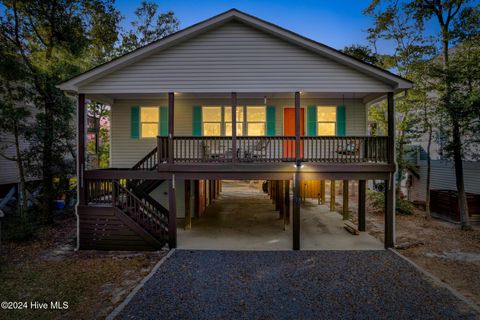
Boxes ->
[367,190,414,215]
[1,210,38,242]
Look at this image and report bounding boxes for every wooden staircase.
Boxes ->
[84,147,169,249]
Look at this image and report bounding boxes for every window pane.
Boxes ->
[317,106,336,122]
[248,123,265,136]
[225,123,243,136]
[141,123,158,138]
[203,123,221,136]
[224,107,244,122]
[202,107,221,121]
[247,106,266,121]
[141,107,159,122]
[317,123,336,136]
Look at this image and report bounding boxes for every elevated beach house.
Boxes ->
[58,9,412,251]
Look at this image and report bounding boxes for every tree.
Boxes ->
[403,0,480,229]
[117,1,179,55]
[342,44,380,65]
[0,0,121,223]
[364,1,434,201]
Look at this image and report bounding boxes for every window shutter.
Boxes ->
[307,105,317,136]
[266,106,276,136]
[131,106,139,139]
[160,106,168,136]
[192,106,202,136]
[336,105,346,136]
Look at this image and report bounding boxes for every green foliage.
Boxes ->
[1,210,38,241]
[342,44,379,65]
[367,189,414,215]
[116,0,179,56]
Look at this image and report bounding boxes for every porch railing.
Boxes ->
[158,136,389,164]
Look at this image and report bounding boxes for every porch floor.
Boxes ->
[177,181,383,250]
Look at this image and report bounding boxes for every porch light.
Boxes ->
[294,160,304,168]
[264,96,267,105]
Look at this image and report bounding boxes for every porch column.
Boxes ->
[295,91,301,166]
[358,180,366,231]
[293,91,301,250]
[168,92,174,164]
[184,180,191,230]
[231,92,237,163]
[385,92,396,248]
[330,180,336,211]
[293,173,300,250]
[320,180,326,205]
[279,180,284,220]
[78,94,86,205]
[168,174,177,248]
[342,180,349,220]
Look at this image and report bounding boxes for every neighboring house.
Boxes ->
[58,9,412,251]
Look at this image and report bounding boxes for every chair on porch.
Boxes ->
[244,139,271,161]
[336,140,362,156]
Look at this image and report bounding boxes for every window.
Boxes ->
[317,106,336,136]
[141,107,159,138]
[202,106,222,136]
[246,106,266,136]
[224,107,244,136]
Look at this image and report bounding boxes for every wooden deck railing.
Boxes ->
[84,178,168,242]
[158,136,389,164]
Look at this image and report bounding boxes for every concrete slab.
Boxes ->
[177,181,383,250]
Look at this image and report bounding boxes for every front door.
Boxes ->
[283,108,304,159]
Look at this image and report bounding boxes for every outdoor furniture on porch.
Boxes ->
[336,140,361,156]
[243,139,271,161]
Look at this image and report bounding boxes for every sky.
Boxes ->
[115,0,389,51]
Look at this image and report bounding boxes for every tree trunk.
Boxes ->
[41,100,55,224]
[452,118,470,229]
[425,123,432,220]
[13,123,28,218]
[440,29,470,230]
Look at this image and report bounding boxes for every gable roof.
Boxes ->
[58,9,412,93]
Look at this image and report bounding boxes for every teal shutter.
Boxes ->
[160,106,168,136]
[336,105,346,136]
[131,106,139,139]
[266,106,276,136]
[192,106,202,136]
[307,105,317,136]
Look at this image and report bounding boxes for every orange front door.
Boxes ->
[283,108,304,159]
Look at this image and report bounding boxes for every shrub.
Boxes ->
[1,210,38,242]
[367,190,414,215]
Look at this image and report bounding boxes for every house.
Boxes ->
[58,9,412,251]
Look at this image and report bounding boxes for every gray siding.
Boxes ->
[80,21,392,93]
[408,160,480,202]
[110,97,367,168]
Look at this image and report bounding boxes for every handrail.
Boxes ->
[157,135,389,164]
[132,147,158,170]
[113,181,168,240]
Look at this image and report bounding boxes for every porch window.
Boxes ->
[224,106,244,136]
[317,106,336,136]
[140,106,159,138]
[246,106,266,136]
[202,106,222,136]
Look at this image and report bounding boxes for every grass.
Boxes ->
[0,216,164,319]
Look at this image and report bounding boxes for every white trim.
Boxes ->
[58,9,412,94]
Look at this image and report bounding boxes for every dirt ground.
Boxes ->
[342,193,480,307]
[0,215,165,320]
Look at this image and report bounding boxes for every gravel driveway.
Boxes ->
[117,250,478,319]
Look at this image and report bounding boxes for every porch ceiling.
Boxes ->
[87,91,387,105]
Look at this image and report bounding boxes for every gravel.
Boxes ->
[118,250,478,319]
